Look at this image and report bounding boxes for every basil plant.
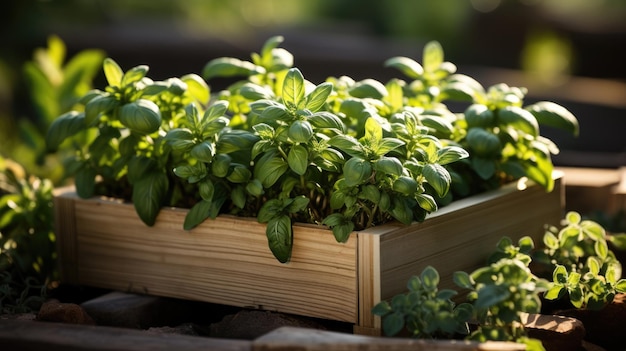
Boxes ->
[46,36,576,263]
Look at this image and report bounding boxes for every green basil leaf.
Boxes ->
[497,106,539,137]
[254,151,288,188]
[183,200,212,230]
[288,120,313,143]
[376,138,405,156]
[127,156,156,184]
[423,163,451,198]
[328,135,366,159]
[121,64,148,87]
[119,99,162,134]
[181,73,210,103]
[308,112,346,132]
[423,41,444,73]
[231,185,246,209]
[202,57,264,80]
[75,165,97,199]
[132,171,169,226]
[305,82,332,112]
[525,101,579,136]
[85,94,118,126]
[46,111,85,151]
[384,56,423,79]
[348,79,387,99]
[266,214,293,263]
[287,144,308,175]
[343,157,372,187]
[103,58,123,87]
[190,141,215,163]
[282,68,305,110]
[436,146,469,165]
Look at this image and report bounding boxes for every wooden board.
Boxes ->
[54,173,564,331]
[356,174,564,330]
[54,190,358,323]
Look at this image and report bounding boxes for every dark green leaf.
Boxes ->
[423,163,451,198]
[75,165,97,198]
[46,111,85,151]
[497,106,539,137]
[436,146,469,165]
[119,99,162,134]
[328,135,366,159]
[184,200,212,230]
[308,112,345,132]
[127,156,156,184]
[190,142,215,163]
[132,171,169,226]
[254,151,288,187]
[374,157,403,176]
[231,185,246,208]
[474,285,510,309]
[266,215,293,263]
[382,311,405,336]
[287,144,308,175]
[453,271,474,289]
[288,120,313,143]
[85,94,118,126]
[525,101,579,136]
[343,157,372,187]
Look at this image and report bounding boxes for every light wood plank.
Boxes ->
[58,190,358,323]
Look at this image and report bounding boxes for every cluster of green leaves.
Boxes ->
[372,266,472,339]
[46,36,577,263]
[0,157,56,282]
[385,41,578,200]
[456,257,546,349]
[8,36,105,182]
[372,261,545,350]
[0,156,55,313]
[537,212,626,309]
[46,57,211,226]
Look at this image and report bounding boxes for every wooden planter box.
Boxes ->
[54,173,563,334]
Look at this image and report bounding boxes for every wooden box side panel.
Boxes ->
[53,187,79,284]
[57,191,358,323]
[377,176,564,300]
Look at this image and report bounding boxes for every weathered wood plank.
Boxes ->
[0,320,250,351]
[253,326,525,351]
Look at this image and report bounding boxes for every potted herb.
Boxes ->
[48,36,576,332]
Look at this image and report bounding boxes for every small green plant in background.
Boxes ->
[0,156,56,313]
[372,266,473,339]
[538,211,626,310]
[3,35,104,183]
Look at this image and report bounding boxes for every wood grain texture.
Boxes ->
[54,173,564,331]
[373,174,564,302]
[55,190,357,323]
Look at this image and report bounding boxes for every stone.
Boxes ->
[521,312,585,351]
[80,291,201,329]
[209,309,328,340]
[145,323,201,336]
[556,293,626,351]
[37,300,95,325]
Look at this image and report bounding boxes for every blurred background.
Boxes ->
[1,0,625,174]
[0,0,625,312]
